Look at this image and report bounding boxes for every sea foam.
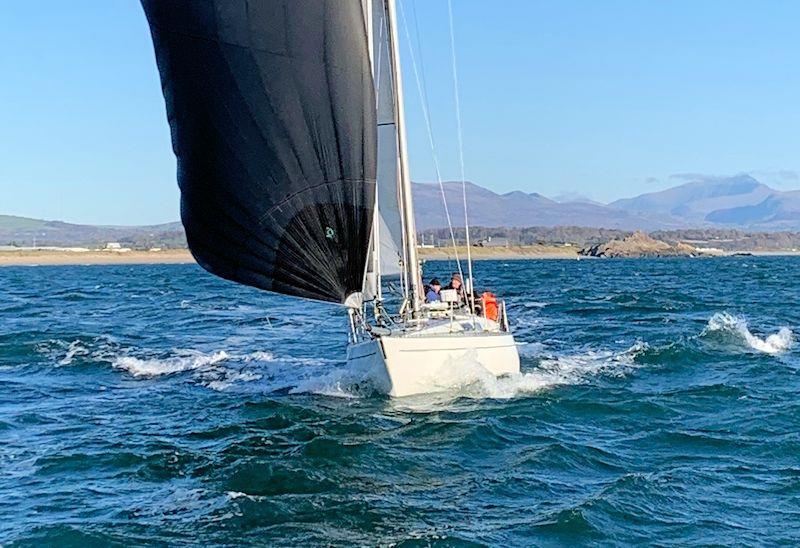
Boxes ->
[58,340,90,366]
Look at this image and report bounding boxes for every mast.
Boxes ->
[385,0,422,315]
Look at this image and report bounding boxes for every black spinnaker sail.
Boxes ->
[142,0,377,304]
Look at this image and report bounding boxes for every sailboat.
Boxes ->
[141,0,520,397]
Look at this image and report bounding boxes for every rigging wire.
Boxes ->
[446,0,476,314]
[397,0,464,285]
[410,0,433,128]
[409,0,457,275]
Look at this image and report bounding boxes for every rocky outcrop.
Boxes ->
[579,231,699,258]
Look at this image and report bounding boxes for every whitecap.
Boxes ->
[113,350,229,377]
[705,312,793,355]
[111,348,335,392]
[523,301,548,309]
[226,491,264,502]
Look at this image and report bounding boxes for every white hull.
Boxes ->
[347,320,520,397]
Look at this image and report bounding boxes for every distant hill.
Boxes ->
[0,215,185,248]
[3,175,800,248]
[704,190,800,228]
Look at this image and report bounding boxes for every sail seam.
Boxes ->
[257,178,376,226]
[146,25,357,71]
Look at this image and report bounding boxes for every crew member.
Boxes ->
[425,278,442,302]
[445,272,464,299]
[446,272,481,313]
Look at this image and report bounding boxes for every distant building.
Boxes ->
[418,234,435,248]
[104,242,131,253]
[475,236,510,248]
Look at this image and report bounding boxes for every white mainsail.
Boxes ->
[372,0,405,279]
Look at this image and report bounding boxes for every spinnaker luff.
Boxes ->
[142,0,377,303]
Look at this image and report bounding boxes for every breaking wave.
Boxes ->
[110,348,340,392]
[704,312,793,355]
[112,350,265,391]
[47,313,792,401]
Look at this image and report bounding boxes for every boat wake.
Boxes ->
[703,312,793,355]
[420,342,647,401]
[41,310,791,400]
[290,342,648,403]
[289,363,386,399]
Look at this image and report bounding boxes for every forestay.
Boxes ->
[142,0,377,304]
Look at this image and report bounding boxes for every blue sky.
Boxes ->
[1,1,799,225]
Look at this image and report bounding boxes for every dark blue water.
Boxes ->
[2,257,799,545]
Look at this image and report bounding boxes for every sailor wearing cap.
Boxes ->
[425,278,442,302]
[445,272,463,295]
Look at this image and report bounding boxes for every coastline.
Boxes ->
[0,249,195,266]
[0,246,579,266]
[418,245,581,261]
[2,247,800,267]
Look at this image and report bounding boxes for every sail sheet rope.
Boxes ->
[397,0,465,285]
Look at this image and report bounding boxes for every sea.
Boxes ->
[1,257,799,546]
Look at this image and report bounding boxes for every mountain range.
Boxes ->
[416,174,800,231]
[3,175,800,247]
